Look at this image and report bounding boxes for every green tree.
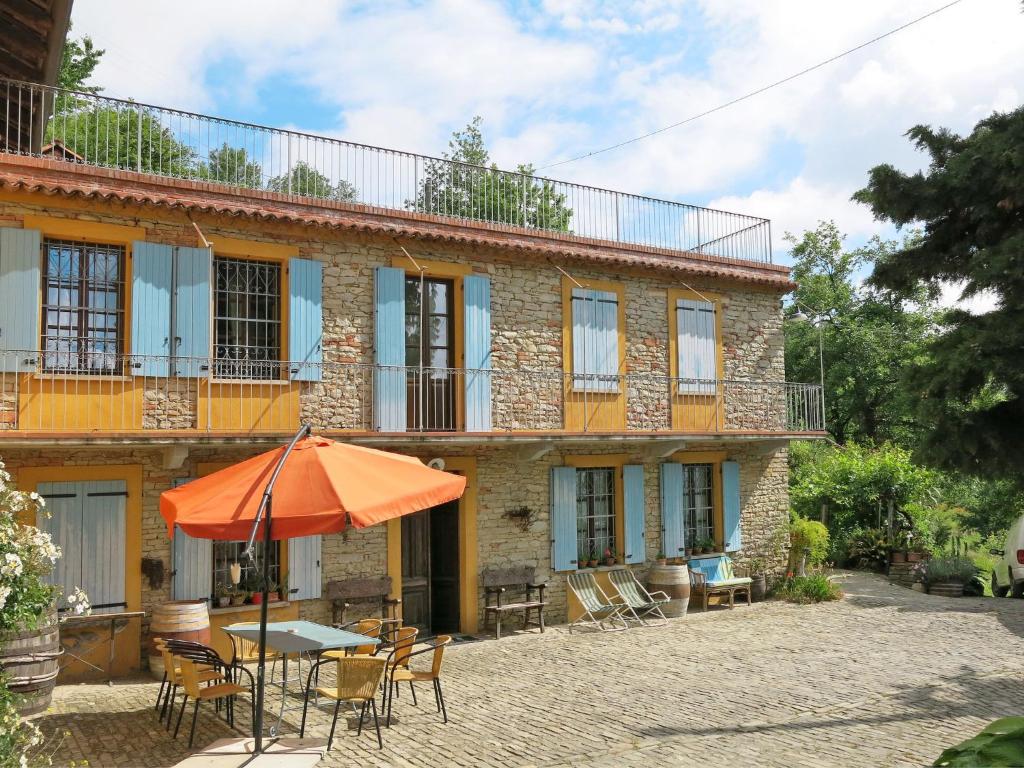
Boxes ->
[57,24,103,94]
[854,108,1024,478]
[267,161,357,201]
[412,116,572,231]
[785,220,939,445]
[198,143,263,189]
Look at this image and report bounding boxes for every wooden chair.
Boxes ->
[385,635,452,727]
[156,640,224,727]
[481,567,547,639]
[334,618,384,658]
[173,657,252,748]
[607,568,671,626]
[566,572,630,632]
[300,657,387,750]
[327,576,401,627]
[688,556,752,611]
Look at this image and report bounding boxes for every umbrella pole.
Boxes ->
[253,495,272,755]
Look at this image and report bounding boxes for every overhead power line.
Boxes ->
[537,0,967,171]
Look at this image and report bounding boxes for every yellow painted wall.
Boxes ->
[197,381,300,432]
[561,277,627,431]
[17,374,144,431]
[18,464,144,682]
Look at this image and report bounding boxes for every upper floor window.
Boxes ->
[577,466,615,561]
[571,287,619,392]
[405,276,455,430]
[214,256,281,379]
[682,463,714,546]
[676,298,717,393]
[42,238,125,374]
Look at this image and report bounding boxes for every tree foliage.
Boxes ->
[267,160,358,202]
[198,143,264,189]
[57,24,103,94]
[784,220,940,445]
[412,117,572,231]
[854,107,1024,478]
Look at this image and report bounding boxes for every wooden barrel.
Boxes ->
[0,608,62,716]
[929,582,964,598]
[148,601,210,680]
[648,564,690,618]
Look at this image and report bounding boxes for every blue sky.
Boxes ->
[72,0,1023,296]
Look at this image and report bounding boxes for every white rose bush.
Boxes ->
[0,460,84,768]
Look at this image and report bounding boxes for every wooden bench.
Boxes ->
[482,567,547,639]
[326,575,401,627]
[688,555,752,611]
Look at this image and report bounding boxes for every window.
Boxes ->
[571,287,619,392]
[42,238,125,374]
[576,467,615,560]
[676,299,717,394]
[404,276,455,430]
[683,463,714,546]
[214,256,281,379]
[212,540,281,596]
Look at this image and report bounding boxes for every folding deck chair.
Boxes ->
[566,572,630,632]
[607,568,671,626]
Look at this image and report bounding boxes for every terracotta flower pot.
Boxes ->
[250,593,263,605]
[588,559,598,568]
[891,551,906,564]
[604,558,616,567]
[656,558,667,566]
[907,552,922,563]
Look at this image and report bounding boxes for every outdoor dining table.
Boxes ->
[221,620,379,737]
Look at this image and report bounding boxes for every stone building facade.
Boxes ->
[0,152,818,679]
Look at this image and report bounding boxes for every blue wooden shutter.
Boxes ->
[0,227,40,372]
[677,299,717,394]
[722,460,742,552]
[130,241,173,377]
[171,478,212,601]
[571,288,618,392]
[373,266,407,431]
[550,466,578,572]
[37,481,83,610]
[173,246,212,377]
[623,464,646,564]
[288,257,322,382]
[660,463,686,557]
[82,480,127,614]
[463,275,491,431]
[287,535,322,600]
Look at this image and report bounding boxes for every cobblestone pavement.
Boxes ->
[36,571,1024,767]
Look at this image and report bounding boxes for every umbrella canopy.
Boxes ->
[159,436,466,541]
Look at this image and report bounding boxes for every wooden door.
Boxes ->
[401,511,431,631]
[430,500,460,633]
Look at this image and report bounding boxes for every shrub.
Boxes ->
[846,527,890,571]
[0,671,49,768]
[771,573,842,603]
[790,516,829,567]
[933,716,1024,767]
[925,556,977,585]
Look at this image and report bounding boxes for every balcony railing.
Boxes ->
[0,351,823,435]
[0,77,772,264]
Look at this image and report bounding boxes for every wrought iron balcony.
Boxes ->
[0,77,772,264]
[0,351,823,437]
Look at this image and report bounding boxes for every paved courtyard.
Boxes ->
[36,571,1024,767]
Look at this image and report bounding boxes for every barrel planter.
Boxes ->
[648,563,690,617]
[148,600,210,680]
[750,574,767,602]
[0,608,62,716]
[929,582,964,598]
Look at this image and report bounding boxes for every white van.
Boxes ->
[990,517,1024,597]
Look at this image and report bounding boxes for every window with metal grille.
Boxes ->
[213,256,281,379]
[683,463,715,547]
[576,467,616,562]
[212,540,281,596]
[41,238,125,374]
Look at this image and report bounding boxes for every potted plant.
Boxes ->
[684,547,693,558]
[907,542,928,563]
[588,548,599,569]
[215,583,231,608]
[603,548,616,567]
[230,588,247,607]
[747,556,768,602]
[655,551,667,566]
[697,536,715,555]
[925,556,977,597]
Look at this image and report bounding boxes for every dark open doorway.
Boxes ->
[401,498,460,634]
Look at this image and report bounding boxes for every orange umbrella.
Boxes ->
[159,435,466,541]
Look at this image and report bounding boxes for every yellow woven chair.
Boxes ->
[173,657,251,748]
[300,656,387,750]
[323,618,383,661]
[386,635,452,726]
[156,641,223,727]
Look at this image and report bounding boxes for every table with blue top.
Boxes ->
[222,621,379,736]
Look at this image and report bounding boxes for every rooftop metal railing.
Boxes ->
[0,351,822,435]
[0,78,773,264]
